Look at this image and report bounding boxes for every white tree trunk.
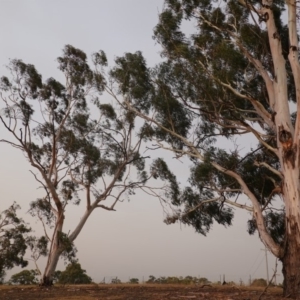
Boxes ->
[42,245,62,285]
[40,207,94,285]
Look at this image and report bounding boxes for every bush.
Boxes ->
[251,278,267,287]
[128,278,139,284]
[58,262,92,284]
[9,270,38,285]
[145,275,210,285]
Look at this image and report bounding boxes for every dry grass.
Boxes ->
[0,283,286,300]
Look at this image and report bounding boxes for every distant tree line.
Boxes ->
[146,275,210,285]
[6,267,273,288]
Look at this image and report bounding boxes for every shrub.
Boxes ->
[128,278,139,284]
[9,270,38,285]
[251,278,267,287]
[58,262,92,284]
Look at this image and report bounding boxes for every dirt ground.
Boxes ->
[0,284,286,300]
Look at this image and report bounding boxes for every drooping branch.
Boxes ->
[124,100,282,256]
[211,161,283,257]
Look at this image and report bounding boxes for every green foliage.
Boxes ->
[248,209,285,245]
[117,0,290,240]
[57,232,77,263]
[52,270,62,283]
[99,104,116,120]
[0,270,6,284]
[128,278,139,284]
[57,45,93,87]
[146,275,210,285]
[0,203,31,276]
[151,158,180,205]
[27,235,49,266]
[110,51,153,113]
[9,269,38,285]
[58,262,92,284]
[0,45,165,284]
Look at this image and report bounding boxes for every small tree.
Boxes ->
[128,278,139,284]
[9,269,38,285]
[251,278,268,287]
[146,275,156,283]
[58,262,92,284]
[0,203,31,282]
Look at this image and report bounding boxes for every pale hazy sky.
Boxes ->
[0,0,281,284]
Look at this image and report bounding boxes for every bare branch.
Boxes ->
[254,161,283,179]
[96,204,116,211]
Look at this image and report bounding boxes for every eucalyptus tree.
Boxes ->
[0,45,170,286]
[109,0,300,297]
[0,203,31,283]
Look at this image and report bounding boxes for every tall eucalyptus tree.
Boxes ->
[110,0,300,297]
[0,46,170,285]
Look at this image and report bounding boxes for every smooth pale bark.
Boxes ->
[40,165,126,285]
[40,201,102,285]
[42,246,62,285]
[237,2,300,294]
[41,214,64,286]
[265,2,300,296]
[235,1,300,296]
[237,0,300,295]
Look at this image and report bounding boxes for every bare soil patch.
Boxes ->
[0,284,286,300]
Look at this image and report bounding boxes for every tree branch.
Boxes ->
[254,161,283,179]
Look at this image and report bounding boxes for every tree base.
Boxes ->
[39,276,53,287]
[282,235,300,299]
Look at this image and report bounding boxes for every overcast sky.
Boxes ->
[0,0,281,284]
